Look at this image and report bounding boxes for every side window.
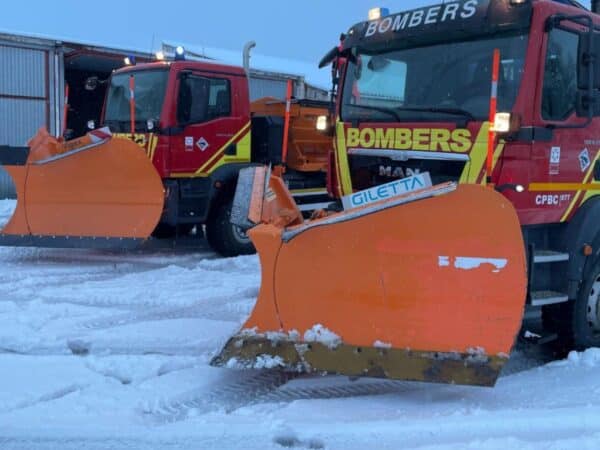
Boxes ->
[177,76,231,124]
[542,29,578,120]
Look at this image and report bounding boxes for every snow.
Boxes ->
[0,200,599,448]
[0,199,15,228]
[303,324,342,349]
[374,340,392,349]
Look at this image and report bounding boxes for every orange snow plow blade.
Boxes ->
[0,128,164,247]
[213,167,527,387]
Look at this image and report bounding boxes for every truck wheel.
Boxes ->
[572,261,600,349]
[206,195,255,257]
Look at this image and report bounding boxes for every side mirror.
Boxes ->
[85,76,99,91]
[578,32,600,90]
[318,46,340,69]
[146,118,158,132]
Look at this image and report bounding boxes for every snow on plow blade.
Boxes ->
[0,128,164,247]
[212,167,527,387]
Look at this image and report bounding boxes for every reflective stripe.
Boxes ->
[490,81,498,99]
[33,139,110,165]
[195,122,251,174]
[529,183,600,191]
[335,121,353,195]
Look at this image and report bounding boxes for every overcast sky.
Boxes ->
[2,1,595,64]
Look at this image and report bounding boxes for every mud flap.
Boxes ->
[213,169,527,387]
[0,128,164,242]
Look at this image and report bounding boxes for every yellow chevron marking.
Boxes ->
[459,123,504,184]
[195,122,251,175]
[335,121,353,195]
[560,149,600,222]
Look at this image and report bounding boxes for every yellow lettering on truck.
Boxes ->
[345,127,474,152]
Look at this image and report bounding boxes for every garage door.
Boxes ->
[0,45,48,146]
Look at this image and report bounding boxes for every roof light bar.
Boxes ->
[368,7,390,20]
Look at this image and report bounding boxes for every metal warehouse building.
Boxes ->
[0,31,329,197]
[0,32,154,147]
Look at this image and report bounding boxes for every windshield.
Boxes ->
[104,70,168,125]
[341,33,528,123]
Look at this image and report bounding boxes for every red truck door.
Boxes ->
[169,72,248,175]
[529,25,597,225]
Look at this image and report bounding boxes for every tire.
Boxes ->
[571,260,600,349]
[206,195,255,257]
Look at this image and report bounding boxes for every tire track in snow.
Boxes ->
[143,342,557,424]
[140,372,426,426]
[75,288,258,331]
[253,379,416,405]
[0,384,84,414]
[140,370,296,424]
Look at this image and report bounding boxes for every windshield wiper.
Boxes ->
[395,106,476,122]
[345,104,402,121]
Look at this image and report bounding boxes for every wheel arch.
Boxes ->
[206,162,262,216]
[564,195,600,298]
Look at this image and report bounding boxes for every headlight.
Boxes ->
[492,112,511,133]
[316,115,328,131]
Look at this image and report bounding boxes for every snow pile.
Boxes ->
[567,348,600,367]
[0,199,16,228]
[252,355,285,370]
[225,355,284,370]
[303,324,341,349]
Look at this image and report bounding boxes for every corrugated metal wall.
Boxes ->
[0,39,60,198]
[0,45,48,146]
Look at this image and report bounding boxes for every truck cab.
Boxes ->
[324,0,600,349]
[102,61,252,180]
[99,60,255,254]
[96,58,331,255]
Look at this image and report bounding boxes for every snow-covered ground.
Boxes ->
[1,202,600,449]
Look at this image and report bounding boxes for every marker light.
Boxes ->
[368,7,390,20]
[492,112,511,133]
[123,56,132,66]
[496,183,525,193]
[87,120,95,130]
[155,51,165,61]
[316,115,328,131]
[175,46,185,61]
